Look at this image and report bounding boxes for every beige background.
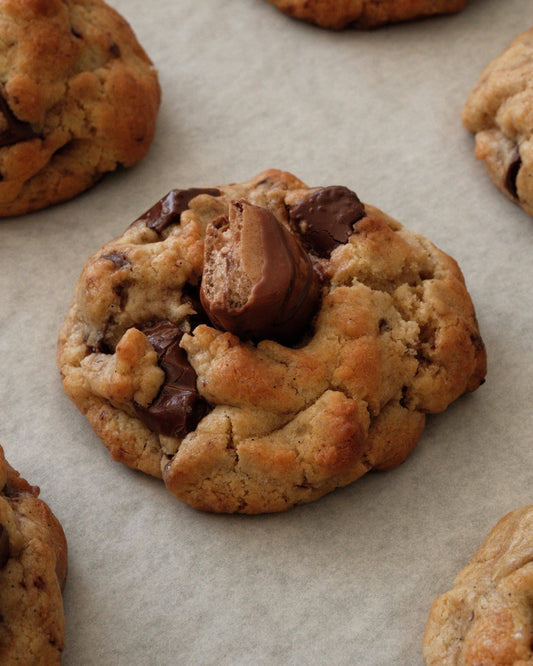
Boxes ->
[1,0,533,663]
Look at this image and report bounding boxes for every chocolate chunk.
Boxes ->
[109,42,121,58]
[200,200,321,344]
[181,283,210,330]
[101,252,131,269]
[289,186,366,257]
[141,320,182,356]
[135,321,208,438]
[139,188,221,234]
[0,95,40,147]
[0,525,9,569]
[505,147,521,200]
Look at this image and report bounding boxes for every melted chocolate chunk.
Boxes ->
[0,525,9,569]
[135,321,208,438]
[101,252,131,269]
[139,188,221,234]
[142,320,182,356]
[200,200,321,345]
[505,147,522,200]
[0,95,40,147]
[289,186,366,257]
[181,283,210,330]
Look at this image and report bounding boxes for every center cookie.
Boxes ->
[0,0,160,217]
[57,169,487,513]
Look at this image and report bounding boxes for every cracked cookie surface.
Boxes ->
[265,0,466,29]
[0,0,160,217]
[0,445,67,664]
[57,169,486,513]
[463,27,533,218]
[424,505,533,665]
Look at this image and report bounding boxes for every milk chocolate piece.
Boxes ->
[0,95,39,147]
[289,185,366,257]
[139,188,221,234]
[135,321,208,438]
[200,200,321,344]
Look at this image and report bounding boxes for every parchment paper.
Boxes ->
[1,0,533,663]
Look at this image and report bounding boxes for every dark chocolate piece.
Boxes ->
[0,525,9,569]
[135,321,208,438]
[0,95,40,147]
[505,147,521,200]
[289,186,366,257]
[200,200,321,344]
[139,188,221,234]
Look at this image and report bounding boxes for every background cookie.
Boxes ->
[463,27,533,218]
[423,505,533,665]
[265,0,467,29]
[0,445,68,664]
[0,0,160,217]
[57,169,487,514]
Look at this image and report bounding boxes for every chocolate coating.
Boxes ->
[134,321,208,438]
[139,188,221,234]
[505,148,521,200]
[200,200,321,344]
[0,524,9,569]
[0,96,40,147]
[289,186,366,257]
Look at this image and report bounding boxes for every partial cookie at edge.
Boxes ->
[265,0,466,29]
[424,505,533,665]
[0,0,160,217]
[0,445,67,664]
[463,26,533,218]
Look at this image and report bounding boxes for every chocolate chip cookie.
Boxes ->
[424,506,533,665]
[0,0,160,217]
[0,445,68,663]
[57,169,486,513]
[463,27,533,218]
[265,0,467,29]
